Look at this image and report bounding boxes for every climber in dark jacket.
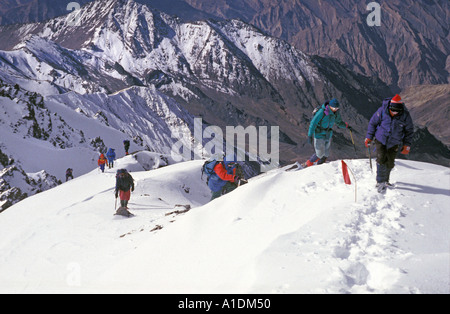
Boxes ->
[365,94,414,187]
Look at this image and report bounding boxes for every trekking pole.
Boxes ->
[368,145,373,173]
[349,129,357,155]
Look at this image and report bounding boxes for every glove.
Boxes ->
[401,145,411,155]
[345,123,353,131]
[115,191,118,198]
[365,138,372,148]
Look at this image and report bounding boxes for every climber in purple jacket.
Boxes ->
[365,94,414,190]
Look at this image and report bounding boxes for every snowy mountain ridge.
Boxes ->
[0,155,448,293]
[1,0,448,166]
[0,0,319,95]
[0,78,200,211]
[0,0,328,210]
[0,0,448,295]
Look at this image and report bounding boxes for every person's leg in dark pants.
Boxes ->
[375,140,399,185]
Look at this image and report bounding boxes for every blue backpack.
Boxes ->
[201,160,220,185]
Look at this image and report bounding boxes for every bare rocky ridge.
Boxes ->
[183,0,450,90]
[402,84,450,146]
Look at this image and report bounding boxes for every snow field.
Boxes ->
[0,157,448,294]
[0,156,210,293]
[95,159,449,294]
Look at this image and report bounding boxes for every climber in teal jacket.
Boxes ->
[305,98,351,167]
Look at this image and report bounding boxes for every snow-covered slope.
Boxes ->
[0,157,448,294]
[0,153,209,293]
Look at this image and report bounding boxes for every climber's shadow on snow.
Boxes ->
[396,182,450,196]
[67,188,115,208]
[396,161,421,170]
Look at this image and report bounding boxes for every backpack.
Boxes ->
[116,169,133,191]
[201,159,219,185]
[106,148,115,158]
[311,101,329,120]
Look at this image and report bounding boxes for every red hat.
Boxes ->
[391,94,402,103]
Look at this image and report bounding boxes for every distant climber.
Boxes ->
[304,98,352,167]
[106,148,116,169]
[65,168,73,182]
[365,94,414,192]
[98,153,107,173]
[115,169,135,212]
[123,140,130,155]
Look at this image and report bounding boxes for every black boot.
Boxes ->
[386,167,394,186]
[376,163,392,193]
[317,156,327,165]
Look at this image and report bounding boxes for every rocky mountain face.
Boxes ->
[402,84,450,146]
[2,0,447,90]
[182,0,450,91]
[19,0,444,151]
[0,0,448,169]
[0,80,61,211]
[0,0,381,162]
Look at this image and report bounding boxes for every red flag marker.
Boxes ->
[341,160,352,185]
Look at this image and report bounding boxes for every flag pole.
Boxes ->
[347,164,357,203]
